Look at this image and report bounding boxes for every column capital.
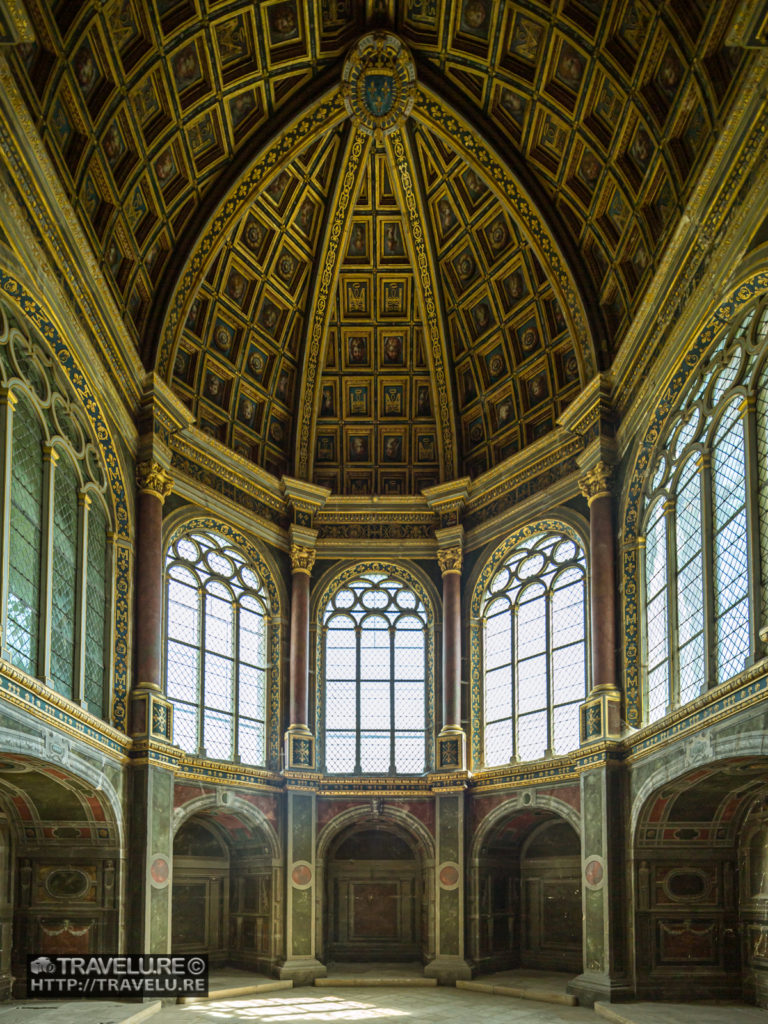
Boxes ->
[437,546,463,575]
[289,523,318,575]
[579,460,613,505]
[136,460,173,503]
[423,478,471,528]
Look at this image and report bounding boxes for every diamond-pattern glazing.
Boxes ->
[50,456,78,699]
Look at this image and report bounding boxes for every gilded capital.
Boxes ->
[579,461,612,505]
[136,460,173,503]
[437,546,463,575]
[290,543,317,575]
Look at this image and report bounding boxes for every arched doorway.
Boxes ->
[473,808,582,974]
[326,823,425,963]
[171,805,279,974]
[0,753,122,998]
[633,757,768,1005]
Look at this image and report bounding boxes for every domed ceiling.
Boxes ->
[7,0,746,495]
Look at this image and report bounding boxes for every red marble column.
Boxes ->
[440,557,462,728]
[134,461,172,691]
[289,560,312,727]
[580,463,616,693]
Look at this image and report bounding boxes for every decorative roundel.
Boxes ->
[342,33,416,135]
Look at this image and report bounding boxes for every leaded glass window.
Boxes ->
[165,530,269,765]
[84,500,109,718]
[50,454,79,698]
[482,531,587,766]
[7,399,43,675]
[322,569,428,775]
[641,296,768,723]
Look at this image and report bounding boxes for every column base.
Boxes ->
[284,724,315,770]
[566,972,633,1007]
[130,688,173,742]
[277,957,327,987]
[436,725,466,770]
[424,956,472,985]
[580,688,622,743]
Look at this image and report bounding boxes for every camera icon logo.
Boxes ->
[30,956,56,975]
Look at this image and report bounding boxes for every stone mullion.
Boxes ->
[545,587,554,757]
[73,490,91,707]
[37,443,57,687]
[741,396,762,663]
[232,597,241,763]
[699,452,717,689]
[0,390,16,656]
[663,499,679,712]
[389,624,396,775]
[198,584,207,755]
[634,537,646,724]
[354,624,362,775]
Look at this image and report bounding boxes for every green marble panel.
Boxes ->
[292,888,312,955]
[584,887,605,971]
[438,796,460,863]
[150,886,170,952]
[291,793,313,864]
[439,888,460,956]
[582,770,605,858]
[151,768,173,854]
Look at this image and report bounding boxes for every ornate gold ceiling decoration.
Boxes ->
[342,31,415,135]
[4,0,751,495]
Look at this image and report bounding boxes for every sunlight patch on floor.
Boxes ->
[180,994,411,1021]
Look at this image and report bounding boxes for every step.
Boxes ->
[315,976,437,987]
[456,979,578,1005]
[178,979,293,1004]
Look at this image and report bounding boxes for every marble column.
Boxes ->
[126,459,176,955]
[579,461,622,742]
[436,540,466,770]
[284,524,317,770]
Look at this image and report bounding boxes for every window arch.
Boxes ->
[641,296,768,722]
[0,304,115,722]
[480,529,587,766]
[319,565,433,775]
[164,529,270,765]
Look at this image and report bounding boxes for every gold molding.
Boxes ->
[290,543,317,575]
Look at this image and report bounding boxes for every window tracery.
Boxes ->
[641,297,768,721]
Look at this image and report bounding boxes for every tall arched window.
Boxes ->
[641,297,768,722]
[482,530,587,766]
[321,568,429,775]
[165,530,269,765]
[0,301,116,723]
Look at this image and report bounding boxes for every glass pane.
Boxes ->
[326,680,356,729]
[203,652,233,712]
[517,654,547,714]
[552,702,580,755]
[238,664,265,720]
[172,701,198,754]
[360,680,390,730]
[552,644,585,704]
[205,590,233,657]
[485,665,512,723]
[485,719,513,766]
[204,710,233,761]
[238,719,265,767]
[485,607,512,671]
[517,710,547,760]
[239,606,267,667]
[326,732,356,774]
[50,456,78,700]
[167,641,198,702]
[516,588,546,660]
[360,732,390,773]
[84,503,108,718]
[359,617,390,679]
[394,629,424,680]
[7,402,43,675]
[394,733,424,773]
[394,680,423,730]
[167,576,199,646]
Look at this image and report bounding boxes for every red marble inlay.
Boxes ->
[440,865,459,886]
[150,856,169,883]
[292,864,311,886]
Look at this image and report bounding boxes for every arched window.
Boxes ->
[321,568,429,775]
[641,297,768,722]
[482,530,587,766]
[165,530,269,765]
[0,301,116,723]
